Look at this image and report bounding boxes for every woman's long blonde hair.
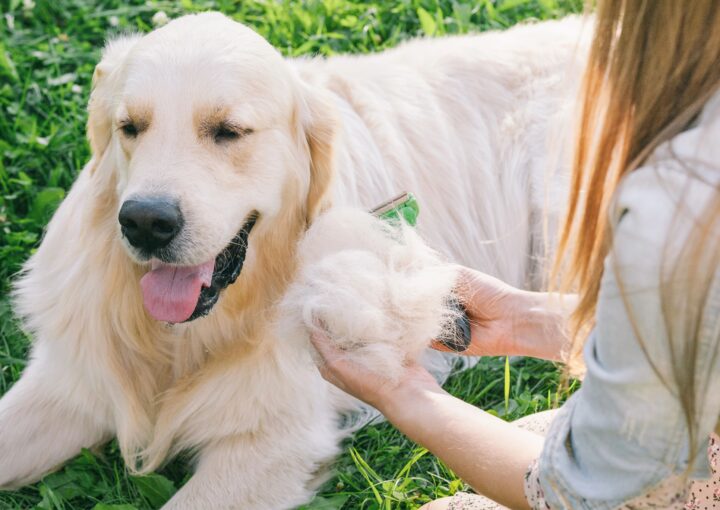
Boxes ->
[554,0,720,450]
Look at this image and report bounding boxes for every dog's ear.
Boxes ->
[301,88,338,225]
[87,35,141,173]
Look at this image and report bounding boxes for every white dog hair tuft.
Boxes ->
[279,208,459,380]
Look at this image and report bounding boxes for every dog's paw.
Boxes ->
[278,207,458,379]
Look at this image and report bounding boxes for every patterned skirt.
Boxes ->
[446,411,720,510]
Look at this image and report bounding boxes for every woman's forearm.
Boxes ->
[380,385,543,510]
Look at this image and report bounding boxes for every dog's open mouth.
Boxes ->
[139,215,257,324]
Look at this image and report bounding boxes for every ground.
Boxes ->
[0,1,580,508]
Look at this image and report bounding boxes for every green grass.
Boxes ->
[0,0,581,508]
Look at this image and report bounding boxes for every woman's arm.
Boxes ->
[311,330,543,510]
[445,267,576,361]
[307,267,574,508]
[384,383,543,510]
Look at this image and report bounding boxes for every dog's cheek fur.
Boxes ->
[278,208,458,382]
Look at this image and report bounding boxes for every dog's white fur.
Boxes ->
[0,12,587,509]
[279,208,460,381]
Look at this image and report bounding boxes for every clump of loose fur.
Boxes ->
[278,208,458,380]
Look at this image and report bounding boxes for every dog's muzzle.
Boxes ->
[136,213,258,324]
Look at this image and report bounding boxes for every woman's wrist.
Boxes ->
[374,375,448,424]
[506,290,576,361]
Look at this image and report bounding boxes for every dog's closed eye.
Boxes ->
[120,121,139,138]
[117,117,149,139]
[209,122,253,145]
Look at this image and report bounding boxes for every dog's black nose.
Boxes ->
[118,198,183,252]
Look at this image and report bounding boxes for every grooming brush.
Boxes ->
[370,192,472,352]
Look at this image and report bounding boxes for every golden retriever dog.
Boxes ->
[0,12,586,509]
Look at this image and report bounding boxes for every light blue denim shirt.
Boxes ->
[538,90,720,509]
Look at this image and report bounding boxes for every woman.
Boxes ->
[310,1,720,508]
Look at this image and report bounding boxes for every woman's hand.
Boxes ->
[310,328,444,412]
[310,323,540,510]
[436,267,575,361]
[435,267,524,356]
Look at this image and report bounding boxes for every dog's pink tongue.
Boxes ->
[140,260,214,323]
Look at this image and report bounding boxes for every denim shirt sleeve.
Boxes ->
[537,93,720,510]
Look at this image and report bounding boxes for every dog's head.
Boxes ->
[87,13,336,324]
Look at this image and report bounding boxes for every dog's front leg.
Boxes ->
[0,354,113,489]
[162,428,337,510]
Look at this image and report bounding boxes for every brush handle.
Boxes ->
[437,295,472,352]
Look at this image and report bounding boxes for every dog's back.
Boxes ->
[296,17,589,287]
